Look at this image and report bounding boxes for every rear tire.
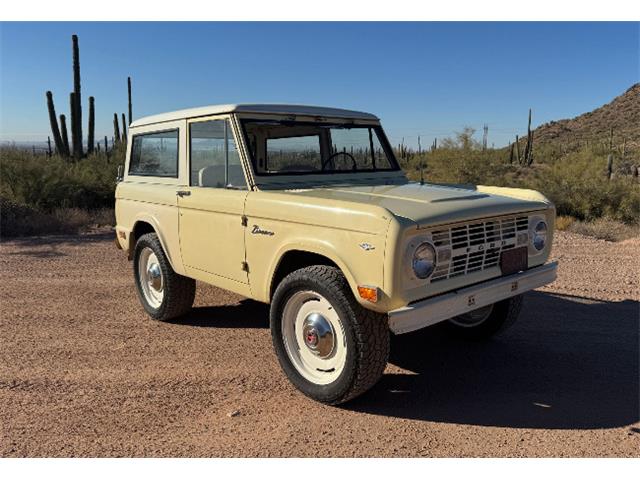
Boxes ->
[446,294,524,340]
[133,232,195,321]
[270,265,389,405]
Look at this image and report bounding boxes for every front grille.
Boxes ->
[430,214,529,282]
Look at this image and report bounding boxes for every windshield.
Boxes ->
[240,119,399,175]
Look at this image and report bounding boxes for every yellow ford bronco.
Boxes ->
[115,104,557,404]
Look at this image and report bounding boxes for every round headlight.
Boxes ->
[532,220,548,251]
[412,242,436,279]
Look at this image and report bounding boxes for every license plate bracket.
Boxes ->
[500,246,528,275]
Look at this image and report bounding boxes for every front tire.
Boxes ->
[270,265,389,405]
[446,294,524,340]
[133,232,195,321]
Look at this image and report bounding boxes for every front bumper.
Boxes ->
[388,261,558,334]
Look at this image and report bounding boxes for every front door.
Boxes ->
[178,117,249,284]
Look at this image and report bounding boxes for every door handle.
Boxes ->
[176,190,191,197]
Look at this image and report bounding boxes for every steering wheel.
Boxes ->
[321,151,357,171]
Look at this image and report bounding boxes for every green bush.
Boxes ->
[0,144,125,211]
[523,152,640,224]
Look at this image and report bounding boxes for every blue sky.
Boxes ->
[1,22,638,147]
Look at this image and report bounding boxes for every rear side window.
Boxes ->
[129,129,179,177]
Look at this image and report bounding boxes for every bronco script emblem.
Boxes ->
[251,225,275,236]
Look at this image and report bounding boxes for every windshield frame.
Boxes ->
[238,117,401,177]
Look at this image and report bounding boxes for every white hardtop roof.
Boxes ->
[130,104,379,128]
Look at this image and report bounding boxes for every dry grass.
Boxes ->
[555,214,639,242]
[555,215,575,231]
[1,198,114,237]
[567,218,640,242]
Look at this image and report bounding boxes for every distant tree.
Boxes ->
[440,127,480,150]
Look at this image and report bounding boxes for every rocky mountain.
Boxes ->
[533,83,639,152]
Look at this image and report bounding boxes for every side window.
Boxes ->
[129,130,179,177]
[189,119,245,189]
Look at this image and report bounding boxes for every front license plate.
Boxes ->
[500,246,527,275]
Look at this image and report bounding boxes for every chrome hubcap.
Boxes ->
[138,247,164,308]
[302,312,335,358]
[281,291,347,385]
[147,263,162,291]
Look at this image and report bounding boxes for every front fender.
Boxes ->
[247,225,389,312]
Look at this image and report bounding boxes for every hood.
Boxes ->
[288,182,550,227]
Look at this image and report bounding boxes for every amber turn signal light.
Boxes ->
[357,285,378,303]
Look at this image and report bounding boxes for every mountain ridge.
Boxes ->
[533,83,639,152]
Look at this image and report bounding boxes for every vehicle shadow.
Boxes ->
[6,247,67,258]
[171,299,270,329]
[1,231,113,247]
[347,291,639,430]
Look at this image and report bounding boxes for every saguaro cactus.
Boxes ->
[47,136,53,157]
[121,113,127,143]
[104,135,109,153]
[71,34,83,158]
[87,96,95,154]
[113,113,121,142]
[45,91,65,156]
[482,124,488,151]
[127,76,133,126]
[59,114,70,158]
[523,109,534,166]
[70,92,81,160]
[607,154,614,180]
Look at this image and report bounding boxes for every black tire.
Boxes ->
[133,232,195,321]
[270,265,389,405]
[446,294,524,340]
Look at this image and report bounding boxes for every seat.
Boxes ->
[198,165,225,188]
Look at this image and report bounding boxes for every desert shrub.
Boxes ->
[0,145,122,237]
[0,144,124,211]
[522,151,640,224]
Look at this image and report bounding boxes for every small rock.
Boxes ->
[227,410,240,418]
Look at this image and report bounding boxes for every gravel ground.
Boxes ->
[0,231,638,457]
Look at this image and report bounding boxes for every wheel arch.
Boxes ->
[129,217,178,271]
[267,247,358,302]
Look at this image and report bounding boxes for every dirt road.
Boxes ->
[1,231,638,457]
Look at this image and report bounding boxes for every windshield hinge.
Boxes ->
[241,215,248,227]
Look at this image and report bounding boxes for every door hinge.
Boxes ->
[241,215,248,227]
[241,261,249,272]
